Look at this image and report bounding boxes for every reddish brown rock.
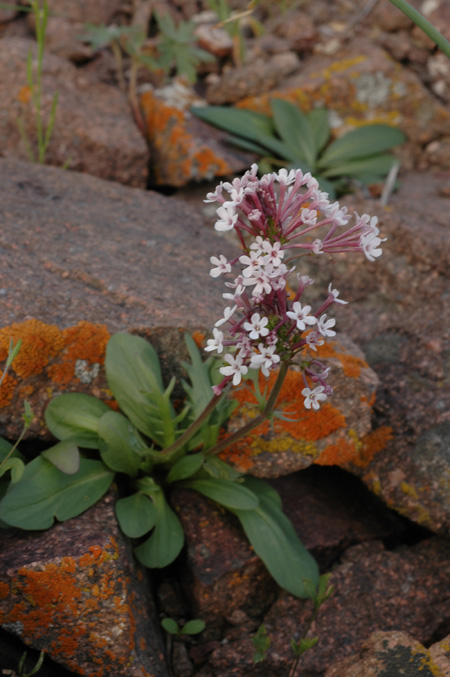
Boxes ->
[203,538,450,675]
[0,38,148,187]
[205,52,300,105]
[0,157,237,440]
[170,467,404,630]
[0,492,168,676]
[325,630,449,676]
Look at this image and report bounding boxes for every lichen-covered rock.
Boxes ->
[325,630,450,676]
[236,39,450,170]
[221,334,378,478]
[0,492,168,676]
[140,88,253,187]
[0,38,148,187]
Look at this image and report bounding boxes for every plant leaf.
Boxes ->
[161,618,179,634]
[166,453,204,484]
[98,410,144,476]
[308,108,330,156]
[182,478,259,510]
[320,153,397,179]
[134,490,184,568]
[270,99,316,167]
[45,393,111,449]
[115,492,156,538]
[105,333,176,447]
[0,457,25,483]
[182,620,206,635]
[0,457,114,530]
[191,106,274,142]
[230,477,319,598]
[318,124,406,167]
[41,440,80,475]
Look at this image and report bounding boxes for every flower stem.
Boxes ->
[155,392,224,463]
[204,362,288,458]
[388,0,450,58]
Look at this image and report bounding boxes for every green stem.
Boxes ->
[156,392,224,463]
[204,362,288,458]
[388,0,450,58]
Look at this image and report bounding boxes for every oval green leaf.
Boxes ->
[98,410,143,476]
[182,478,259,510]
[115,492,156,538]
[134,490,184,568]
[166,453,204,484]
[161,618,179,634]
[182,620,206,635]
[41,440,80,475]
[318,124,406,167]
[320,153,396,179]
[308,108,330,156]
[270,98,316,167]
[230,477,319,599]
[45,393,111,449]
[0,457,114,530]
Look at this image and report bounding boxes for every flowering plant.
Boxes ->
[0,166,383,600]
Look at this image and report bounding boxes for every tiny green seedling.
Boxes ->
[161,618,206,636]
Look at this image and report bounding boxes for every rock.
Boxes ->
[221,334,378,477]
[236,39,450,170]
[426,137,450,168]
[369,0,415,31]
[170,467,404,629]
[0,157,237,440]
[0,38,148,187]
[427,53,450,102]
[0,492,168,676]
[194,24,234,59]
[140,87,255,187]
[205,52,300,105]
[286,171,450,531]
[325,630,450,676]
[27,15,94,63]
[271,9,319,53]
[203,538,450,675]
[45,0,124,24]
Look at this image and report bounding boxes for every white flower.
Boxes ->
[274,168,297,185]
[286,302,317,331]
[248,209,262,221]
[305,331,325,351]
[244,313,270,340]
[250,344,281,376]
[215,202,238,231]
[204,183,223,203]
[204,328,224,353]
[220,353,248,386]
[328,283,347,305]
[300,208,317,226]
[215,305,237,327]
[317,314,336,337]
[210,255,231,278]
[324,202,350,226]
[360,230,386,262]
[302,385,327,410]
[239,250,263,277]
[312,239,324,255]
[243,270,273,297]
[261,240,284,266]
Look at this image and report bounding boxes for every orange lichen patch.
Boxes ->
[305,339,368,378]
[356,426,394,468]
[47,321,110,386]
[140,91,230,185]
[360,392,376,407]
[0,372,17,408]
[0,581,9,599]
[315,437,357,466]
[17,85,31,103]
[220,370,346,466]
[0,319,64,379]
[192,331,205,349]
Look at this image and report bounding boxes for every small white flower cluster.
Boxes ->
[205,165,384,408]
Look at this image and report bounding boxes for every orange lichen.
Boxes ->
[140,91,230,185]
[0,581,9,599]
[0,319,64,379]
[17,85,32,103]
[220,369,346,467]
[192,331,205,349]
[316,425,394,468]
[315,437,357,466]
[0,372,17,408]
[356,426,394,468]
[48,321,110,386]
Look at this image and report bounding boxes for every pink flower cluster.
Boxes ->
[206,165,384,409]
